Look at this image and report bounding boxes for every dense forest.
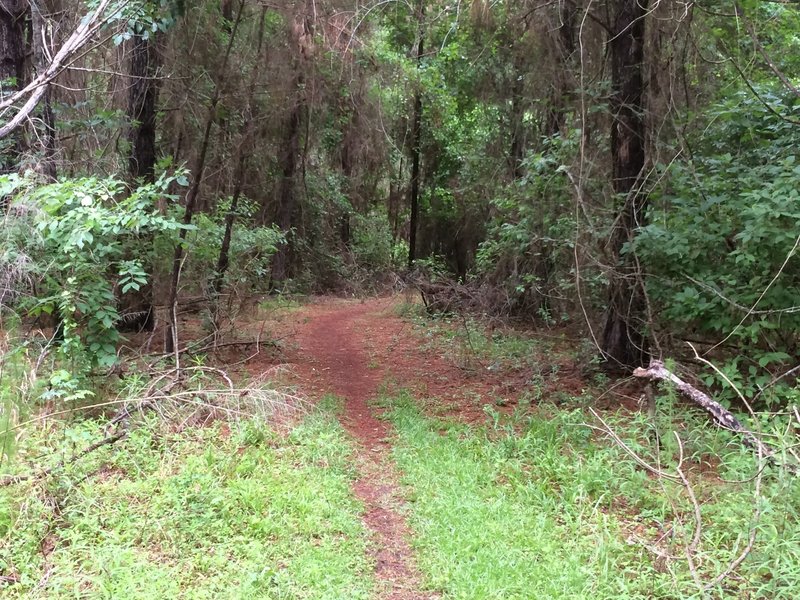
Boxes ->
[1,0,800,597]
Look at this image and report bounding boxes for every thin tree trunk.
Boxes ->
[213,181,242,297]
[128,33,158,181]
[339,120,354,247]
[269,95,303,286]
[508,71,525,179]
[407,0,424,270]
[601,0,649,371]
[388,165,402,242]
[164,0,244,355]
[0,0,26,181]
[270,8,314,287]
[211,4,268,303]
[122,30,160,333]
[545,0,576,136]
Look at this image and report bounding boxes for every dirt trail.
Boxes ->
[290,299,435,600]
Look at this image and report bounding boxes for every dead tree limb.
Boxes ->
[0,429,128,486]
[0,0,117,138]
[633,359,775,461]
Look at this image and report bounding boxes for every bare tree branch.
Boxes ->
[0,0,122,139]
[633,358,776,461]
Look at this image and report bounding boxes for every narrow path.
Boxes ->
[292,301,434,600]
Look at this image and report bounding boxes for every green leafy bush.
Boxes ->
[475,136,581,319]
[1,171,185,371]
[636,89,800,404]
[184,196,284,297]
[351,210,401,271]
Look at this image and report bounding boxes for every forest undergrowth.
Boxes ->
[1,297,798,599]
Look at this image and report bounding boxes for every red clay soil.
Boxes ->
[246,296,598,598]
[287,299,437,600]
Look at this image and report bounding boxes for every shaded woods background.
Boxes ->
[1,0,799,402]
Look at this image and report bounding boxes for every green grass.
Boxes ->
[382,391,800,599]
[0,410,373,599]
[4,333,799,600]
[258,295,305,313]
[406,310,569,377]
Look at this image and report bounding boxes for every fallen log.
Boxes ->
[633,359,775,462]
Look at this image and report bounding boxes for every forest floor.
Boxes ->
[252,295,570,599]
[0,295,796,598]
[277,297,436,600]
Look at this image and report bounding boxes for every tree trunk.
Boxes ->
[0,0,26,180]
[545,0,576,136]
[508,71,525,179]
[164,0,244,354]
[269,94,303,286]
[601,0,649,371]
[270,8,314,287]
[128,33,159,182]
[122,31,160,333]
[212,4,268,304]
[407,0,424,270]
[339,119,354,247]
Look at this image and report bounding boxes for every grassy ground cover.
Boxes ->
[0,408,373,599]
[2,299,799,600]
[383,391,800,599]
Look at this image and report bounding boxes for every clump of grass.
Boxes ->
[258,295,305,313]
[0,409,373,598]
[384,391,800,599]
[0,333,46,465]
[392,297,427,319]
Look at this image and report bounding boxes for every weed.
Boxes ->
[407,313,566,380]
[258,295,304,315]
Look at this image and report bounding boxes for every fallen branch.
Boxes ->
[0,372,181,487]
[0,428,127,486]
[633,359,775,461]
[591,404,767,592]
[589,408,681,482]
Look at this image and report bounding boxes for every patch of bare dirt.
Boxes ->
[270,299,436,600]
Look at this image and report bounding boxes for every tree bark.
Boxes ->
[601,0,649,371]
[407,0,424,270]
[122,31,160,333]
[269,95,303,286]
[128,33,159,182]
[269,9,314,287]
[0,0,27,180]
[633,359,775,462]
